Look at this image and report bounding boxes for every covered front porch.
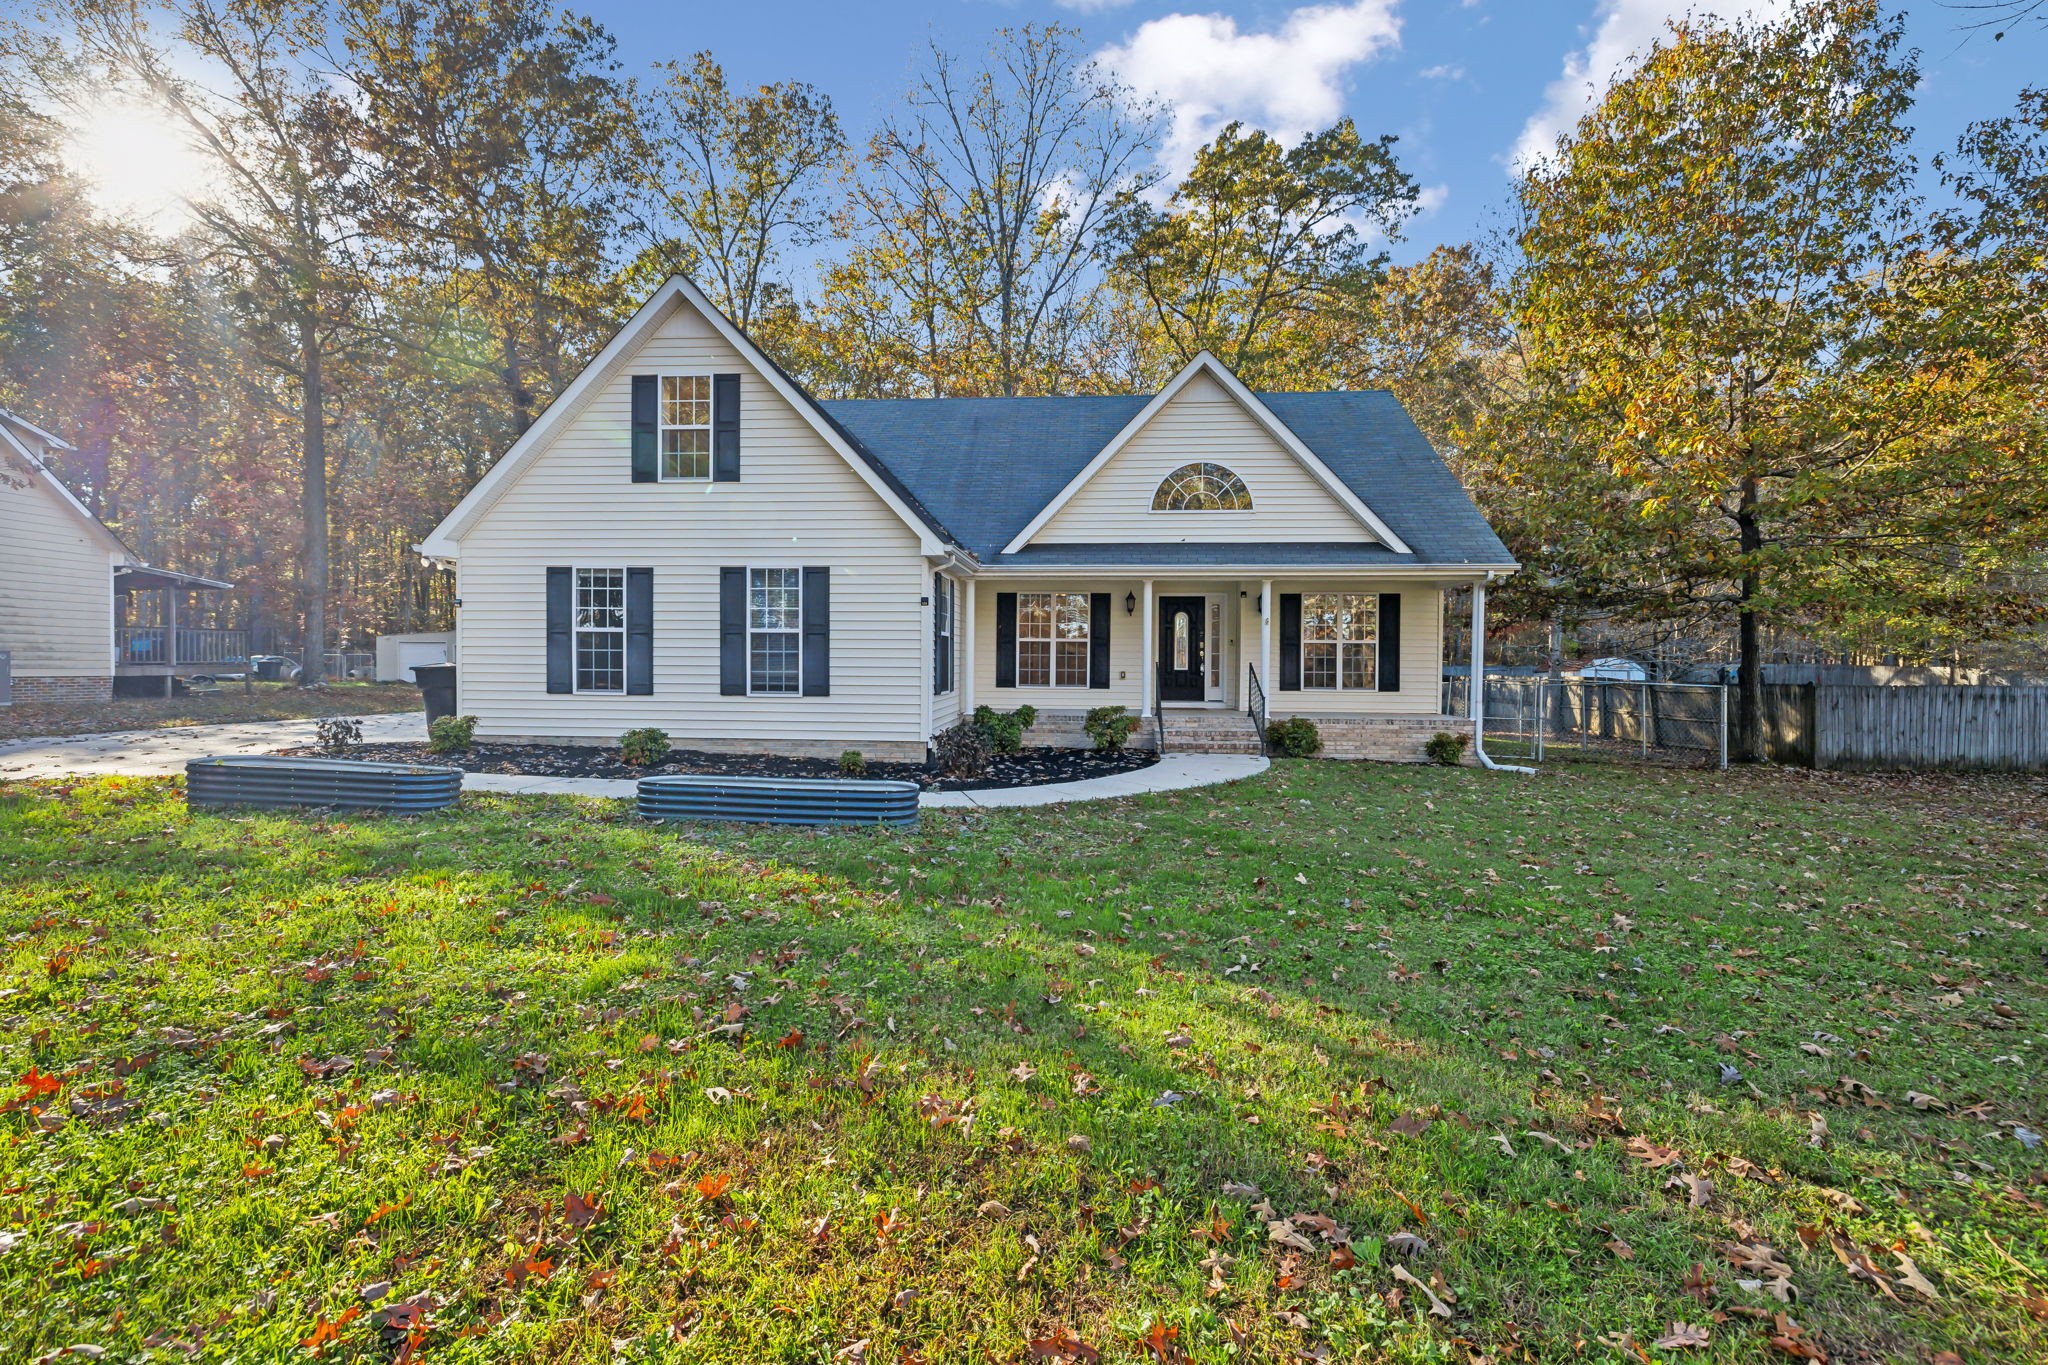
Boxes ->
[951,572,1470,758]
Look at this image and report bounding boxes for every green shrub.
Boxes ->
[838,749,867,777]
[619,727,671,766]
[428,714,478,754]
[1425,730,1470,766]
[933,720,992,778]
[972,704,1036,756]
[314,716,363,756]
[1083,704,1139,752]
[1265,716,1322,758]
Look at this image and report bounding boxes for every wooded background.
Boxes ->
[1,0,2042,757]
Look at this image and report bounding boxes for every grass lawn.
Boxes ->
[0,762,2041,1363]
[0,681,422,743]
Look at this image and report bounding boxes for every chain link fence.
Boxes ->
[1445,675,1730,768]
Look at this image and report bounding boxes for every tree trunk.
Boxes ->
[1734,483,1764,763]
[299,313,330,686]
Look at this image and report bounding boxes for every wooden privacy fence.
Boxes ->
[1769,683,2048,771]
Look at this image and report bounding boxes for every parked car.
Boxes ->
[1577,656,1649,682]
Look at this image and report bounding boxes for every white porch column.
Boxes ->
[1139,579,1156,716]
[1259,578,1273,697]
[1470,580,1488,749]
[962,577,977,716]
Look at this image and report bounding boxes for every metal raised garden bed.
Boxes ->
[185,754,462,813]
[637,774,920,828]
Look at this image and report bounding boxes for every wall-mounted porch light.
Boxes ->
[1124,591,1137,616]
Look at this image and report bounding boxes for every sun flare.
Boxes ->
[64,96,215,231]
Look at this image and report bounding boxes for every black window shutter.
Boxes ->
[932,576,949,696]
[801,567,830,696]
[1278,592,1303,691]
[1088,592,1111,690]
[712,373,741,482]
[994,592,1017,688]
[630,375,658,482]
[1377,592,1401,692]
[719,567,745,696]
[626,567,653,695]
[546,567,572,693]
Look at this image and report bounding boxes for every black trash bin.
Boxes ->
[411,663,457,724]
[253,655,287,682]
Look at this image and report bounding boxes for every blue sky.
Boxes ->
[578,0,2041,264]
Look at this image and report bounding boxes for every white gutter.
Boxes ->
[1470,575,1534,775]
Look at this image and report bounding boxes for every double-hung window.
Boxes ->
[660,375,712,480]
[1017,591,1089,687]
[1301,593,1375,690]
[933,575,954,694]
[748,567,802,694]
[574,567,626,693]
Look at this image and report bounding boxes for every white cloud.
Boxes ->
[1096,1,1404,177]
[1417,63,1465,80]
[1508,0,1794,170]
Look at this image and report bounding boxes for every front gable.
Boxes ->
[421,279,947,558]
[1006,355,1410,554]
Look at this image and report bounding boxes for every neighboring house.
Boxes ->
[0,409,240,705]
[420,277,1518,761]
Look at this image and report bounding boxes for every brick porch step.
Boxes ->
[1159,710,1264,755]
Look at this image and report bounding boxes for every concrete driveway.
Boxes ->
[0,712,427,780]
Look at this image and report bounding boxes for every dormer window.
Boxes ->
[1152,462,1252,511]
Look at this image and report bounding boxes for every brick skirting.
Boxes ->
[1269,712,1474,763]
[479,733,930,764]
[6,675,113,706]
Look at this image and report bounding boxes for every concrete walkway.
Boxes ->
[0,714,1267,808]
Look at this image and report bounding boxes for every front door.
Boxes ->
[1158,595,1207,702]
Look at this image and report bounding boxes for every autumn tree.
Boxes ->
[340,0,634,437]
[631,52,845,332]
[1110,119,1417,388]
[1470,0,2046,759]
[826,24,1157,396]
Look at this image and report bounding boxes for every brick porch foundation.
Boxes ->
[6,675,114,706]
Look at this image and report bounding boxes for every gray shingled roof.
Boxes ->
[817,390,1514,570]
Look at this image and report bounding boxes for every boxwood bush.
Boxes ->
[1265,716,1322,758]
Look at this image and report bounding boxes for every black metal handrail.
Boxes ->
[1153,667,1166,755]
[1247,664,1269,757]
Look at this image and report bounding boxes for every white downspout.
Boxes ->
[962,577,976,718]
[1470,576,1534,774]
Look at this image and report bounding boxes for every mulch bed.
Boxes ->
[277,740,1158,792]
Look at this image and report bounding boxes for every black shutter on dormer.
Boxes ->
[1278,593,1302,691]
[1376,592,1401,692]
[712,373,741,482]
[631,375,658,482]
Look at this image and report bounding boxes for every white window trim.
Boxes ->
[1150,462,1255,513]
[1015,590,1092,689]
[1299,592,1378,691]
[572,565,628,695]
[933,573,955,696]
[746,564,803,697]
[658,372,714,483]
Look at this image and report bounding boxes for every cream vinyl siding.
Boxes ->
[970,580,1148,713]
[453,296,929,745]
[930,573,963,733]
[1267,580,1445,717]
[1033,371,1373,544]
[0,467,116,676]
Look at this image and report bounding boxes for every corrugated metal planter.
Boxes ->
[186,755,462,813]
[638,774,920,828]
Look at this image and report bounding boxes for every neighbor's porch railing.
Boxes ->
[118,626,251,667]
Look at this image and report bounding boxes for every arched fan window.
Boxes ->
[1152,462,1252,511]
